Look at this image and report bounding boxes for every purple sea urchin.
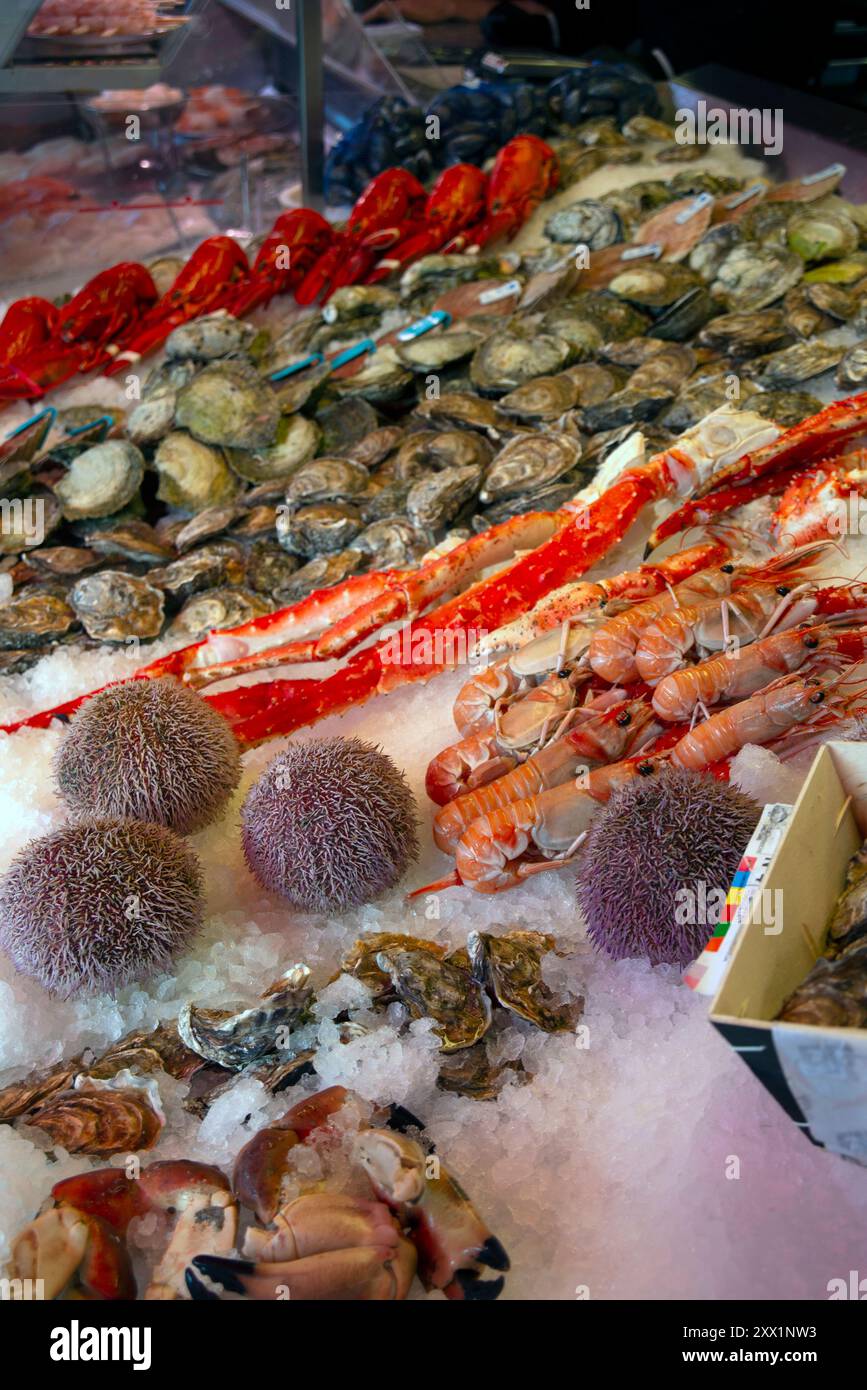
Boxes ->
[241,737,419,913]
[0,819,203,997]
[577,766,760,966]
[53,676,240,835]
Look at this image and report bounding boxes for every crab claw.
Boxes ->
[187,1235,416,1301]
[233,1086,349,1223]
[353,1128,509,1300]
[10,1205,135,1300]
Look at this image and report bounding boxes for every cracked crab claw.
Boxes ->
[353,1128,509,1300]
[51,1159,237,1300]
[10,1205,135,1300]
[186,1192,416,1301]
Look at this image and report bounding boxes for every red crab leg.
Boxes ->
[646,459,808,551]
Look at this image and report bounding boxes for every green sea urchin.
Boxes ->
[0,819,203,997]
[53,676,240,835]
[241,737,419,913]
[577,766,760,966]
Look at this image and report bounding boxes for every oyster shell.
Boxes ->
[26,1083,163,1155]
[149,540,245,602]
[563,361,624,405]
[698,309,790,358]
[396,326,485,373]
[836,341,867,390]
[348,425,404,470]
[0,1058,83,1122]
[394,429,493,479]
[467,930,582,1031]
[608,261,700,310]
[342,932,447,998]
[496,374,580,423]
[29,545,98,577]
[175,361,280,449]
[0,589,76,648]
[688,223,743,282]
[246,539,300,595]
[581,384,673,432]
[788,206,859,262]
[471,329,571,396]
[285,457,369,507]
[227,413,321,484]
[84,519,174,565]
[54,440,144,521]
[544,198,622,248]
[375,947,492,1051]
[70,571,164,641]
[481,433,581,503]
[749,390,823,428]
[178,964,314,1070]
[436,1039,523,1101]
[660,374,759,433]
[321,285,398,325]
[165,311,256,361]
[154,431,239,512]
[275,549,364,602]
[316,398,379,453]
[173,504,240,553]
[335,347,413,405]
[354,518,425,569]
[231,504,277,540]
[0,490,61,554]
[628,343,695,393]
[406,464,482,529]
[777,939,867,1028]
[712,242,804,311]
[90,1023,203,1081]
[414,392,502,434]
[169,585,270,640]
[277,502,363,556]
[747,339,845,388]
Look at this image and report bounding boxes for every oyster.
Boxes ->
[275,549,364,602]
[342,932,447,998]
[84,519,174,565]
[53,440,144,521]
[89,1023,203,1081]
[481,433,581,504]
[788,206,859,262]
[0,589,76,648]
[277,502,363,556]
[777,939,867,1028]
[169,586,270,640]
[270,362,332,415]
[660,374,759,433]
[165,311,256,361]
[154,431,238,512]
[175,361,280,449]
[781,285,828,339]
[837,341,867,390]
[544,198,621,248]
[227,413,321,484]
[354,518,424,569]
[747,339,845,388]
[359,477,413,524]
[414,391,503,434]
[581,385,673,432]
[628,343,695,392]
[29,545,98,578]
[375,947,492,1051]
[334,346,413,405]
[285,457,369,507]
[231,504,277,540]
[471,329,571,396]
[749,390,823,428]
[436,1039,523,1101]
[174,504,240,553]
[26,1083,163,1155]
[396,326,485,373]
[149,540,245,603]
[321,285,398,325]
[246,540,300,595]
[563,361,625,404]
[70,571,164,641]
[698,309,790,358]
[805,282,854,321]
[467,930,582,1031]
[348,425,404,469]
[652,287,716,340]
[394,429,492,479]
[496,374,579,423]
[126,366,191,446]
[0,1058,82,1122]
[712,242,804,311]
[316,398,379,453]
[406,465,482,529]
[688,223,743,282]
[178,964,313,1070]
[608,261,700,310]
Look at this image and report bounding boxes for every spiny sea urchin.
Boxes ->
[576,765,760,967]
[0,819,203,997]
[241,737,419,913]
[53,676,240,835]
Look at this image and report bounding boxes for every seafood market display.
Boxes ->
[5,90,867,1303]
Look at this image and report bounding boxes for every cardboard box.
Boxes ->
[710,742,867,1164]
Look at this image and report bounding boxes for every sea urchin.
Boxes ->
[0,819,203,998]
[241,737,419,913]
[577,765,760,966]
[53,676,240,835]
